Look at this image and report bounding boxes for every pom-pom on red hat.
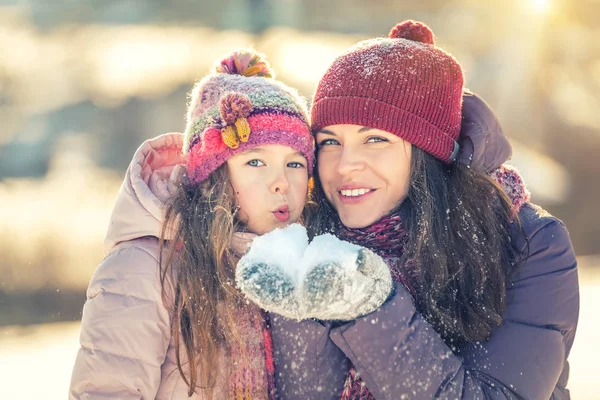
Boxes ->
[311,20,463,163]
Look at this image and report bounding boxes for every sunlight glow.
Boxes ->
[531,0,551,14]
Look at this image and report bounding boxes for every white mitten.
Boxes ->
[235,224,308,320]
[236,224,393,321]
[300,234,393,321]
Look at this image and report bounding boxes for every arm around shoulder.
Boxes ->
[69,239,172,400]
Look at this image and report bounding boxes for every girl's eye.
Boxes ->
[318,138,340,147]
[287,162,305,169]
[247,159,265,167]
[366,136,388,143]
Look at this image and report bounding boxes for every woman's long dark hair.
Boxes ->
[309,146,522,350]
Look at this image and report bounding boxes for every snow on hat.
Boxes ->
[311,20,464,163]
[184,49,314,183]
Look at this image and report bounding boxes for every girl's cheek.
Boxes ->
[233,184,249,206]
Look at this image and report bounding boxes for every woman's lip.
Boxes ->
[337,189,376,204]
[338,184,373,191]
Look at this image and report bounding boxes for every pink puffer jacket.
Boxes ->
[69,133,229,399]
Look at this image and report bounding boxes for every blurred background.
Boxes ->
[0,0,598,398]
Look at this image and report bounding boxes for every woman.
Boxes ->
[238,20,579,399]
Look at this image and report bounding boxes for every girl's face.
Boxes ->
[316,124,412,229]
[227,144,309,235]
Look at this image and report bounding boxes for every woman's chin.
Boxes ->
[338,213,378,229]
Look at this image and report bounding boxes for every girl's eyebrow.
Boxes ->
[358,126,374,133]
[240,149,304,158]
[240,148,264,155]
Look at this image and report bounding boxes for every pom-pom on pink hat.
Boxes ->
[184,49,314,183]
[311,20,464,163]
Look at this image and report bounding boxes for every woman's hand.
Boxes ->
[301,235,393,321]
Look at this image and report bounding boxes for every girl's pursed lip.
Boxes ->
[273,205,289,213]
[272,210,290,222]
[272,204,290,222]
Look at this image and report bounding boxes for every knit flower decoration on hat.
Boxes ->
[184,49,314,183]
[219,93,253,148]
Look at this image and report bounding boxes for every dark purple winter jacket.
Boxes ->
[270,203,579,400]
[269,93,579,399]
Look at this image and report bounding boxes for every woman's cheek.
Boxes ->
[317,153,334,180]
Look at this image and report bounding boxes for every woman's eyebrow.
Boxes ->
[316,129,336,136]
[358,126,374,133]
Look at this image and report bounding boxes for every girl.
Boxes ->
[69,49,320,399]
[239,21,579,399]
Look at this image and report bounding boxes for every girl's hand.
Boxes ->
[235,225,308,320]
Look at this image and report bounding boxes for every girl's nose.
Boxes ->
[270,172,290,194]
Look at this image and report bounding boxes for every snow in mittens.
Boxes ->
[239,223,309,285]
[236,224,394,321]
[302,233,363,273]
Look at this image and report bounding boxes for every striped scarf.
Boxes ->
[227,303,276,399]
[336,211,409,400]
[336,211,413,293]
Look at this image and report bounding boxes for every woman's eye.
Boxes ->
[366,136,388,143]
[287,162,305,169]
[318,138,340,147]
[247,159,265,167]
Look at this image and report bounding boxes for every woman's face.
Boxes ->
[316,124,412,229]
[227,144,308,235]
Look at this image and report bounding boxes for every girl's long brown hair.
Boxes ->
[158,165,245,397]
[309,146,523,350]
[158,164,314,397]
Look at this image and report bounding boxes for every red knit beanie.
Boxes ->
[311,20,463,163]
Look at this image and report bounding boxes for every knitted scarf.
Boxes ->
[227,303,276,400]
[334,164,530,400]
[336,212,407,400]
[336,212,412,292]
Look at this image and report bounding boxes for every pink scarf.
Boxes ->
[227,304,276,399]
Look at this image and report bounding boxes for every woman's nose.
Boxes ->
[336,147,366,176]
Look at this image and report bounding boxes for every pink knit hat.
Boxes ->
[184,49,314,183]
[311,20,464,163]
